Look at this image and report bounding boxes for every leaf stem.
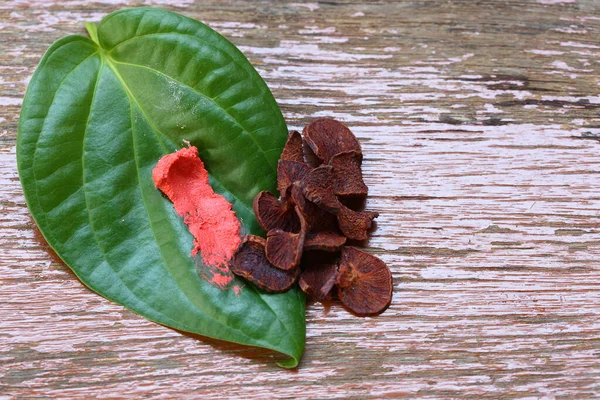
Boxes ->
[84,22,100,45]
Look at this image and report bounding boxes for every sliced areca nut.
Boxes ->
[300,165,341,214]
[253,190,299,232]
[265,229,304,271]
[304,231,346,252]
[302,118,362,164]
[277,160,311,198]
[299,261,338,302]
[280,130,305,163]
[337,204,378,241]
[265,206,308,270]
[230,235,299,293]
[329,150,368,198]
[336,247,392,316]
[290,183,338,233]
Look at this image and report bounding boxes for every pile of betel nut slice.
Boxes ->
[230,118,392,316]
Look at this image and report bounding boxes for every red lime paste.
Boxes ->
[152,146,241,289]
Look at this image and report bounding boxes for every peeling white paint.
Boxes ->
[482,104,504,114]
[142,0,194,5]
[526,49,565,55]
[0,97,22,106]
[239,42,393,61]
[537,0,575,3]
[299,26,336,35]
[210,22,267,29]
[291,2,319,11]
[554,27,588,34]
[560,41,600,49]
[542,95,600,103]
[552,60,577,71]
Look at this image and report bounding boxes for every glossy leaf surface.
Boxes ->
[17,7,305,368]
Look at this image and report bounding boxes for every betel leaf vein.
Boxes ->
[17,7,305,368]
[104,58,257,219]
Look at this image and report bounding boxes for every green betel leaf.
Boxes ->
[17,7,305,368]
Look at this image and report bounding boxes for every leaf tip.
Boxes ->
[276,356,300,369]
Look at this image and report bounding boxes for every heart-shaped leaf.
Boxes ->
[17,7,305,368]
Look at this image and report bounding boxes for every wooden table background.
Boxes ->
[2,0,600,398]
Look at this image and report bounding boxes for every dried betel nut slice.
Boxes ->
[302,118,362,164]
[304,231,346,252]
[336,247,392,316]
[280,130,305,163]
[253,190,299,232]
[230,235,299,293]
[277,160,311,198]
[300,165,341,214]
[337,204,379,241]
[265,206,307,271]
[290,183,338,233]
[299,261,338,302]
[329,150,368,198]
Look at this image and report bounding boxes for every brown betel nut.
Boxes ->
[277,160,311,198]
[302,118,362,164]
[280,130,305,164]
[290,183,338,233]
[304,231,346,252]
[329,150,368,198]
[253,190,299,232]
[299,261,338,302]
[300,165,341,214]
[336,247,392,316]
[265,206,307,271]
[337,204,379,241]
[230,235,299,293]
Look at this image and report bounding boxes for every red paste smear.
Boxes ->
[152,146,242,290]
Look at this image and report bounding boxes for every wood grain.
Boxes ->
[2,0,600,398]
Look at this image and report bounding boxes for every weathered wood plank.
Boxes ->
[2,0,600,398]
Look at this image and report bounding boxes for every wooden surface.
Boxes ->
[2,0,600,398]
